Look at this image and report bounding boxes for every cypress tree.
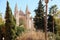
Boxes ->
[34,0,45,31]
[5,1,16,40]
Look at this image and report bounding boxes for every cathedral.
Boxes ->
[14,4,34,30]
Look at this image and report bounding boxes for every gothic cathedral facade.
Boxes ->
[14,4,34,30]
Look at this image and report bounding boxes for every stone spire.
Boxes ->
[26,5,28,12]
[26,5,30,14]
[14,3,19,26]
[14,3,18,17]
[15,3,18,10]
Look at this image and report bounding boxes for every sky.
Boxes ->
[0,0,60,18]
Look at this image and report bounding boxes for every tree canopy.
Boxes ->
[34,0,45,31]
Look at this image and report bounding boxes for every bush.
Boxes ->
[16,25,25,36]
[0,24,5,40]
[48,32,56,40]
[56,35,60,40]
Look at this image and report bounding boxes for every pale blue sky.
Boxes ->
[0,0,60,18]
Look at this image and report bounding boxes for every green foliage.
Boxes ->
[0,13,5,39]
[54,10,60,37]
[56,34,60,40]
[0,13,4,25]
[5,1,16,40]
[0,25,2,40]
[48,5,57,34]
[48,15,57,34]
[49,5,57,14]
[48,32,54,40]
[48,32,57,40]
[0,24,5,40]
[33,0,45,31]
[16,26,25,36]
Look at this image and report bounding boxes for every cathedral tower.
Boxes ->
[14,4,34,30]
[14,4,19,26]
[25,5,31,29]
[26,5,30,17]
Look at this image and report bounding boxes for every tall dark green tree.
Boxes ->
[34,0,45,31]
[48,5,57,34]
[48,15,57,34]
[5,1,16,40]
[0,25,2,40]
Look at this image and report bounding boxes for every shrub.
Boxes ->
[56,35,60,40]
[16,25,25,36]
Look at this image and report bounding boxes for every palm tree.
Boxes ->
[49,5,57,14]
